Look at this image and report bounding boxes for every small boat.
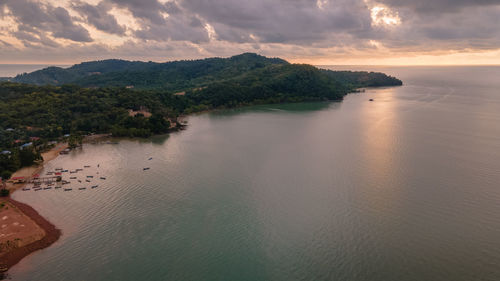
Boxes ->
[55,186,62,189]
[70,177,77,179]
[79,187,86,190]
[34,188,42,191]
[87,175,93,178]
[76,168,83,171]
[62,170,69,172]
[91,185,98,189]
[143,167,150,171]
[22,188,30,191]
[84,165,91,168]
[78,180,82,183]
[369,98,374,101]
[55,168,63,171]
[64,188,72,191]
[100,177,106,180]
[43,187,52,190]
[148,157,153,160]
[0,265,8,272]
[85,179,91,182]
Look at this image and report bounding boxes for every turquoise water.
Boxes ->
[9,66,500,280]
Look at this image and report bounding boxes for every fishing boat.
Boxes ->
[55,186,62,189]
[100,177,106,180]
[87,175,94,178]
[43,187,51,190]
[143,167,150,171]
[34,188,42,191]
[79,187,86,190]
[78,180,82,183]
[84,165,91,168]
[64,188,72,191]
[22,188,30,191]
[148,157,153,160]
[91,185,98,188]
[86,179,91,182]
[70,177,77,179]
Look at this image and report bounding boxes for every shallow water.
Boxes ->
[10,66,500,281]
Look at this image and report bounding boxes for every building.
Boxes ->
[20,142,33,150]
[8,177,26,184]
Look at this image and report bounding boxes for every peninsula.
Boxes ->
[0,53,402,273]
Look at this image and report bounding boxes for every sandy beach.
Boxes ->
[0,143,67,272]
[5,143,68,191]
[0,197,61,272]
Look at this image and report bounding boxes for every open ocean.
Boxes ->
[0,64,70,77]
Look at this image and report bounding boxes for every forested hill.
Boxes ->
[11,53,401,91]
[1,54,402,141]
[1,53,402,138]
[12,53,288,91]
[1,54,402,175]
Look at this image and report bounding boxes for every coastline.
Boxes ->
[5,143,68,192]
[1,143,67,273]
[0,197,61,272]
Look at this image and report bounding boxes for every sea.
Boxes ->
[6,66,500,281]
[0,64,69,78]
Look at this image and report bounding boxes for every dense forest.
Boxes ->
[1,53,402,177]
[12,53,288,91]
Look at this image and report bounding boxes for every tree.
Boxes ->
[68,135,83,149]
[0,171,11,181]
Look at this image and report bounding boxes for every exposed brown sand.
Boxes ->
[0,197,61,271]
[0,201,45,253]
[1,143,67,272]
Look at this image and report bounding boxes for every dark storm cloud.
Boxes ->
[1,0,92,43]
[72,1,126,35]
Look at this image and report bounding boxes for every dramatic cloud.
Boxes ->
[1,0,92,43]
[72,1,126,35]
[0,0,499,64]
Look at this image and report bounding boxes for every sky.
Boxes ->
[0,0,499,65]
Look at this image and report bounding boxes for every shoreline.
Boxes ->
[1,143,67,273]
[5,143,68,192]
[0,197,61,272]
[0,94,379,274]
